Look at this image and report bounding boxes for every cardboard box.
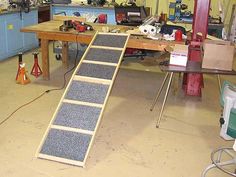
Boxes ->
[202,40,235,71]
[169,44,189,67]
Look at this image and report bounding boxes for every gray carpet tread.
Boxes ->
[84,48,122,63]
[65,80,109,104]
[40,129,92,162]
[76,63,116,80]
[53,103,101,131]
[92,34,128,48]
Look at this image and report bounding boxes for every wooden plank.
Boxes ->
[74,75,112,85]
[38,32,93,44]
[63,99,103,108]
[82,60,118,66]
[37,32,176,51]
[51,125,94,135]
[42,35,175,51]
[38,153,85,167]
[41,39,49,80]
[91,45,123,51]
[98,32,131,36]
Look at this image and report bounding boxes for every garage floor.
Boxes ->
[0,46,235,177]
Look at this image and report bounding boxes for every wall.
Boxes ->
[157,0,236,33]
[0,0,9,9]
[222,0,236,27]
[113,0,236,22]
[158,0,236,24]
[71,0,235,29]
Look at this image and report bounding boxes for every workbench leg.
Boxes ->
[41,39,49,80]
[150,72,169,111]
[62,42,69,68]
[156,72,174,128]
[217,74,222,93]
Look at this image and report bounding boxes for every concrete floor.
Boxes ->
[0,46,235,177]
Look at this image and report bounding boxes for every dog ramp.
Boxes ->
[36,32,130,167]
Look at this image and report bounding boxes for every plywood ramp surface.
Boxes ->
[36,32,130,167]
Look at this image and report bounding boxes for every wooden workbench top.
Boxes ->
[21,20,183,51]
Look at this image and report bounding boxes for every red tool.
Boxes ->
[175,30,183,41]
[183,0,211,96]
[16,52,23,80]
[72,21,93,32]
[98,14,107,24]
[31,52,42,78]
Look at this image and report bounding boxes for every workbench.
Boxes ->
[21,20,181,80]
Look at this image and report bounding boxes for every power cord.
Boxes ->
[0,34,81,126]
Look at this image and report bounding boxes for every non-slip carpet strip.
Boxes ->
[76,63,116,80]
[40,129,92,163]
[53,103,101,131]
[92,34,128,48]
[37,32,129,167]
[84,48,122,63]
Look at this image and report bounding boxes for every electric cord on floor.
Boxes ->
[0,34,81,126]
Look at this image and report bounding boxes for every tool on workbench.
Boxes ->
[16,52,23,81]
[138,16,160,35]
[168,0,192,22]
[9,0,30,19]
[59,20,73,32]
[59,20,93,33]
[72,20,93,32]
[94,14,107,24]
[175,30,183,41]
[31,52,42,78]
[16,63,30,85]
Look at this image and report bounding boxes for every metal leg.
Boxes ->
[156,72,174,128]
[173,72,180,96]
[150,72,169,111]
[201,163,216,177]
[217,74,222,93]
[202,159,236,177]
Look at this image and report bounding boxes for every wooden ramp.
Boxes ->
[36,32,130,167]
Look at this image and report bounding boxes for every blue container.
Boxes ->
[169,2,175,21]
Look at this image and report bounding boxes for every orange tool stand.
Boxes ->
[16,52,23,81]
[16,63,31,85]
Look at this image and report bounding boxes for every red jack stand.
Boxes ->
[31,52,42,78]
[16,52,23,81]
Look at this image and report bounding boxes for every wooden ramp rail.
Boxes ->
[36,32,130,167]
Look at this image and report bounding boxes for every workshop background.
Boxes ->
[0,0,236,177]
